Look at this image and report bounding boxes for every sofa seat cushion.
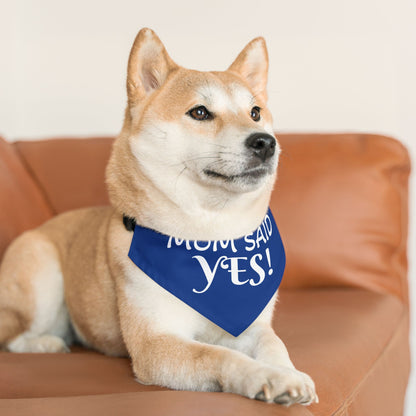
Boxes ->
[0,288,409,415]
[275,289,409,415]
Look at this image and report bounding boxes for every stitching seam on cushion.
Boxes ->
[391,163,411,306]
[14,144,57,216]
[331,309,408,416]
[383,136,411,306]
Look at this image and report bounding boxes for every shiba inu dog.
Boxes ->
[0,28,317,406]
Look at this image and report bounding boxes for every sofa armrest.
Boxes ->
[0,137,53,259]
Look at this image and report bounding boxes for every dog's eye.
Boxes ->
[250,106,261,122]
[188,106,212,121]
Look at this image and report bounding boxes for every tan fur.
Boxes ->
[0,231,44,344]
[0,28,317,405]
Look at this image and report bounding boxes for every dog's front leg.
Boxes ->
[122,323,317,404]
[215,294,294,368]
[218,321,318,404]
[220,321,295,368]
[118,300,317,405]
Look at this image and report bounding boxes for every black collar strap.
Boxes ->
[123,215,136,232]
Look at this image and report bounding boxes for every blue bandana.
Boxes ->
[128,209,285,336]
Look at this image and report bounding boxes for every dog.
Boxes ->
[0,28,317,406]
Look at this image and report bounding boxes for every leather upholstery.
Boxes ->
[14,137,112,214]
[272,134,410,304]
[0,139,52,258]
[0,133,411,415]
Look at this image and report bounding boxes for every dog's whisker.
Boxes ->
[204,160,231,171]
[210,143,228,149]
[174,165,188,191]
[170,156,221,167]
[218,151,246,158]
[169,149,245,167]
[278,149,292,160]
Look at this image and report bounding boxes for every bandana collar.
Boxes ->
[127,208,285,337]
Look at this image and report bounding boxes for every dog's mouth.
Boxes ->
[203,166,269,182]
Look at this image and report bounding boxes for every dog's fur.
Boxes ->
[0,29,317,405]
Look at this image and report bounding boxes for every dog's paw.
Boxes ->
[245,366,318,406]
[7,334,70,353]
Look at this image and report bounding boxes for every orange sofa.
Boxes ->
[0,133,411,415]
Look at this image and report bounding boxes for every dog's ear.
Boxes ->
[127,28,178,105]
[228,37,269,102]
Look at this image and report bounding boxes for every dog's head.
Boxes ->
[107,28,279,217]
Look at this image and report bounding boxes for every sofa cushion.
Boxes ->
[275,289,409,416]
[272,134,410,303]
[0,137,52,259]
[14,137,112,214]
[0,289,409,416]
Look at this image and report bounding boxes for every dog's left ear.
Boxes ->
[228,37,269,102]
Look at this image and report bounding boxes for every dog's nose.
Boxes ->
[245,133,276,162]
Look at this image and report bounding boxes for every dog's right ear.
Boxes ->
[127,28,178,105]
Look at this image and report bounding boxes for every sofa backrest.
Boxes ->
[14,137,112,213]
[1,134,410,303]
[271,134,410,304]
